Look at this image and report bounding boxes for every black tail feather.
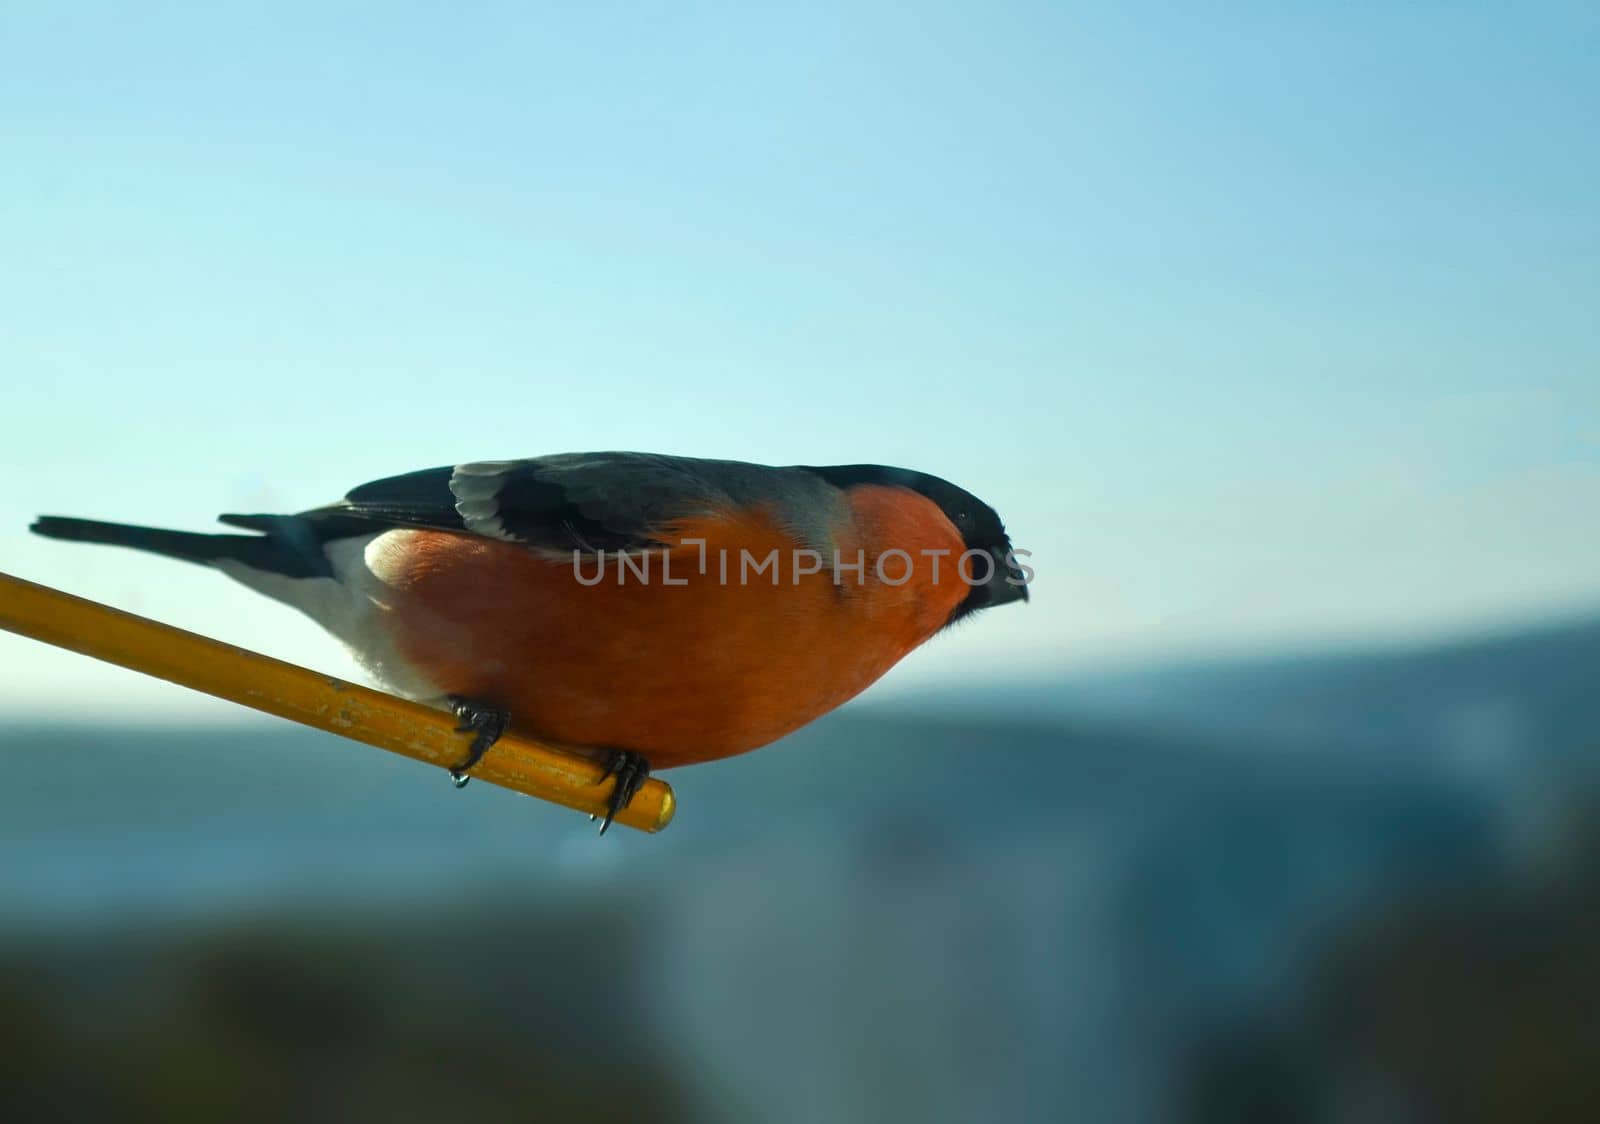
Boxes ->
[30,516,328,578]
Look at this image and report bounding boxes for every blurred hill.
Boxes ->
[1,611,1596,1122]
[940,614,1600,773]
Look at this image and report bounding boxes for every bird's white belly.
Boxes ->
[215,530,448,703]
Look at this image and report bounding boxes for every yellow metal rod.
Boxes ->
[0,571,675,833]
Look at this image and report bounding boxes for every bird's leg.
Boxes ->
[447,696,510,788]
[591,749,651,835]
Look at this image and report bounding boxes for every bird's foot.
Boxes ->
[590,749,651,836]
[447,696,510,788]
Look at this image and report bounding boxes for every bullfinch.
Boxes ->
[31,453,1028,830]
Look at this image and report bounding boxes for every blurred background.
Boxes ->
[2,3,1597,1121]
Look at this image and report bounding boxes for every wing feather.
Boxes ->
[293,452,846,555]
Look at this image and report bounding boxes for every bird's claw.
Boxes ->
[446,696,510,788]
[593,749,650,835]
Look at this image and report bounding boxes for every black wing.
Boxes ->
[254,452,845,554]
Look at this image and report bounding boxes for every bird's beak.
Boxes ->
[987,546,1029,607]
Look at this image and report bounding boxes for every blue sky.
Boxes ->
[2,2,1597,718]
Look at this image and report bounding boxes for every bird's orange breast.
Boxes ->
[366,486,968,768]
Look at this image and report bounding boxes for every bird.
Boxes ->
[31,452,1029,830]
